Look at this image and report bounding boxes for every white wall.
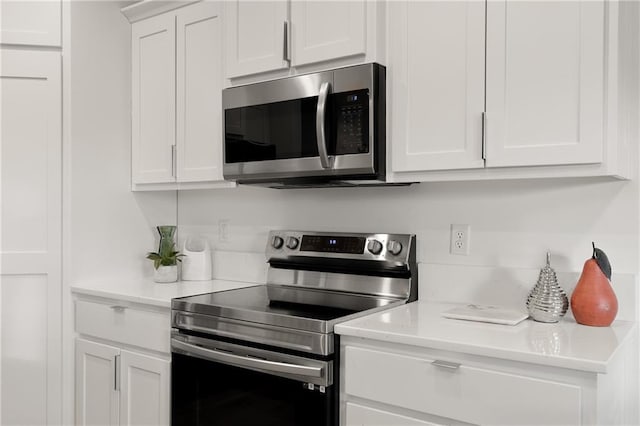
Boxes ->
[179,176,638,270]
[69,1,176,284]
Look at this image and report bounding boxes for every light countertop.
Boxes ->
[71,279,261,308]
[335,301,637,373]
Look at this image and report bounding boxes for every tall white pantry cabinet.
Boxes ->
[0,1,63,425]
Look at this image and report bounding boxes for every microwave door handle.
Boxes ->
[316,82,333,169]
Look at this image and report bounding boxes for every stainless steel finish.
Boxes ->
[114,354,121,391]
[173,310,333,353]
[172,333,333,387]
[481,111,487,160]
[109,305,127,312]
[266,269,412,301]
[223,70,332,109]
[272,235,284,249]
[316,81,333,169]
[387,240,403,256]
[285,236,299,250]
[266,230,414,264]
[172,230,416,356]
[431,360,461,370]
[223,63,382,182]
[171,144,177,177]
[266,284,403,311]
[283,21,291,61]
[172,339,322,378]
[224,154,375,181]
[366,239,382,255]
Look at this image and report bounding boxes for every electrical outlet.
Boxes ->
[218,219,229,242]
[450,224,470,255]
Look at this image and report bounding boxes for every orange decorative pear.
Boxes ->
[570,242,618,327]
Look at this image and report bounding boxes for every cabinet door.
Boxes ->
[132,13,176,184]
[291,1,366,67]
[75,339,120,426]
[119,350,170,426]
[485,1,605,167]
[389,1,485,173]
[0,0,61,46]
[176,2,225,182]
[224,0,289,78]
[1,49,62,426]
[346,402,443,426]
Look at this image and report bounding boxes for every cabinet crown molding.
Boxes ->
[121,0,200,23]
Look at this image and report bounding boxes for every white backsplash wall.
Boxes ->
[178,176,638,274]
[69,1,177,283]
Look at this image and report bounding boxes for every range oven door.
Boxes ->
[171,333,336,426]
[222,63,384,183]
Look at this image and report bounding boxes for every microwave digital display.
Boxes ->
[333,89,370,155]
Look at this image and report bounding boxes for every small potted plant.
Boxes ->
[147,225,183,283]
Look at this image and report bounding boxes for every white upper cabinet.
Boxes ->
[176,2,225,182]
[224,1,289,78]
[485,1,604,168]
[129,1,233,190]
[389,0,630,182]
[132,13,176,185]
[224,0,373,80]
[389,1,485,172]
[290,1,366,67]
[0,0,61,47]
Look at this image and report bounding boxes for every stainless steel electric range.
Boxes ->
[170,230,417,426]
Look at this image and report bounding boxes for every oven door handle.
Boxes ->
[172,339,324,379]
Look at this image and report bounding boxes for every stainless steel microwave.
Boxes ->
[222,63,387,188]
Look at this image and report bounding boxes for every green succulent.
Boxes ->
[146,242,184,270]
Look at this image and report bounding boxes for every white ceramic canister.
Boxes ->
[181,238,212,281]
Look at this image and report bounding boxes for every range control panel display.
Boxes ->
[300,235,365,254]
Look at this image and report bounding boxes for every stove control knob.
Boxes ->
[286,236,299,250]
[387,240,403,256]
[272,236,284,249]
[367,239,383,255]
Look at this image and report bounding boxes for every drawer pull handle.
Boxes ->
[431,360,461,370]
[110,305,127,312]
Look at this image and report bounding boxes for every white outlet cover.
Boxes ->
[450,224,470,255]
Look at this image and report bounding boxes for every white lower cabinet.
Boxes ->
[341,338,627,426]
[346,403,445,426]
[120,349,170,426]
[74,297,171,426]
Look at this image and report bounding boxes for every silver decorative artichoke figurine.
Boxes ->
[526,252,569,323]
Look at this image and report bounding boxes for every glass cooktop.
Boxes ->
[172,285,399,334]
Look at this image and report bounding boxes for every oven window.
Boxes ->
[172,352,334,426]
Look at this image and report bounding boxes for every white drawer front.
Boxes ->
[345,346,581,425]
[346,403,441,426]
[75,300,170,353]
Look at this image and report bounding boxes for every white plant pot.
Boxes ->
[154,265,178,283]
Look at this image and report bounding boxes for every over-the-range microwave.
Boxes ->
[222,63,395,188]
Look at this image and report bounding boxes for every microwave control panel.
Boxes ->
[333,90,369,155]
